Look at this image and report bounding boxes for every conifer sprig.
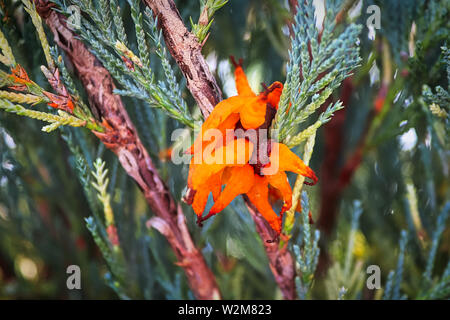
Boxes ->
[0,90,45,105]
[190,0,228,43]
[0,3,104,133]
[383,230,408,300]
[294,192,321,300]
[0,29,15,67]
[422,46,449,119]
[87,158,127,297]
[52,0,195,128]
[273,0,362,146]
[91,158,114,227]
[0,99,86,132]
[21,0,55,71]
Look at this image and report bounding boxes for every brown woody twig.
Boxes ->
[244,199,296,299]
[34,0,220,300]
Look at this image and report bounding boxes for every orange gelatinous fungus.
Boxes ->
[190,138,254,190]
[263,142,318,185]
[186,57,317,234]
[266,171,292,214]
[230,56,255,97]
[188,60,284,155]
[209,164,255,215]
[10,64,31,84]
[268,186,302,214]
[158,147,173,162]
[246,175,282,233]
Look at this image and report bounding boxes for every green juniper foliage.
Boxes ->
[293,192,320,300]
[52,0,196,127]
[0,0,448,300]
[324,201,366,300]
[190,0,229,43]
[272,0,362,147]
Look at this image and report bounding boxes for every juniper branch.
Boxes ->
[190,0,228,43]
[0,98,86,132]
[0,29,15,67]
[0,91,46,105]
[54,0,195,127]
[34,0,221,300]
[22,0,55,71]
[273,0,362,146]
[92,158,114,226]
